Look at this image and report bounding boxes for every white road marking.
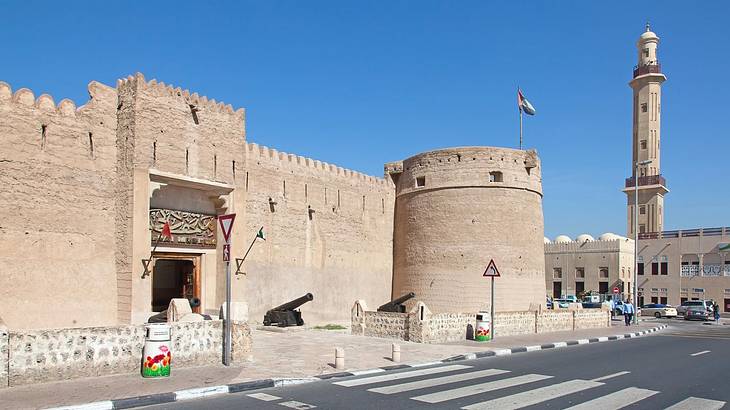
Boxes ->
[247,392,282,401]
[563,387,657,410]
[368,368,509,394]
[461,379,603,410]
[412,373,552,404]
[690,350,711,356]
[349,368,385,376]
[279,400,316,409]
[665,397,726,410]
[174,385,229,400]
[590,370,631,382]
[333,364,471,387]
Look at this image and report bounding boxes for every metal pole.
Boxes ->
[633,163,639,324]
[224,255,232,365]
[519,109,523,150]
[490,276,495,341]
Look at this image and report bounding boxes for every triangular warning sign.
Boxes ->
[218,213,236,243]
[483,259,501,277]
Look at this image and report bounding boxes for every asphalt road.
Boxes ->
[146,319,730,409]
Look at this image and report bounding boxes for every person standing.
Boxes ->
[624,299,635,326]
[714,302,721,323]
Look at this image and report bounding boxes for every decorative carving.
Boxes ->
[149,208,216,248]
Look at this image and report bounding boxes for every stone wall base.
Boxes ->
[351,301,610,344]
[0,319,251,387]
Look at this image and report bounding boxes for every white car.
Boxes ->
[640,303,677,318]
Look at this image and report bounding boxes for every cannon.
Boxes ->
[377,292,415,313]
[263,293,314,327]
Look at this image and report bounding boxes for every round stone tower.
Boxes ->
[387,146,545,313]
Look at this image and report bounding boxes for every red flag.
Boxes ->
[161,222,172,239]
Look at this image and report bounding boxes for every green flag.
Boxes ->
[256,227,265,241]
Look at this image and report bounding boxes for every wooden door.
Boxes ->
[152,253,202,314]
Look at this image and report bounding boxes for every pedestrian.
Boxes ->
[714,303,721,324]
[624,299,635,326]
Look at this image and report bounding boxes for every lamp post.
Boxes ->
[634,159,653,324]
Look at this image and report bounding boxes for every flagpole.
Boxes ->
[519,108,523,150]
[241,226,264,262]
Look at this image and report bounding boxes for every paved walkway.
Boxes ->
[0,320,662,410]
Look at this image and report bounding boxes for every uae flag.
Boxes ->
[517,89,536,115]
[256,227,266,241]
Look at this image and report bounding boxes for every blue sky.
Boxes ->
[2,1,728,238]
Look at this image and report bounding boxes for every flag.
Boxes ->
[517,89,536,115]
[720,243,730,252]
[256,227,265,241]
[161,221,172,239]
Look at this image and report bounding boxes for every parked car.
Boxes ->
[676,300,713,316]
[552,298,572,309]
[684,306,710,321]
[640,303,677,318]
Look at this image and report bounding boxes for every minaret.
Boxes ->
[624,23,669,236]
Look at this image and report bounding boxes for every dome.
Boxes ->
[544,237,552,244]
[640,23,658,41]
[554,235,572,243]
[599,232,619,241]
[576,234,594,242]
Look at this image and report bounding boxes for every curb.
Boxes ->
[47,324,667,410]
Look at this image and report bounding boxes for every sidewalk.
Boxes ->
[0,320,662,410]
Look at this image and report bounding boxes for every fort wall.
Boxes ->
[391,146,545,313]
[242,142,395,324]
[0,81,119,329]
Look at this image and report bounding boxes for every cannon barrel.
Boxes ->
[269,293,314,312]
[377,292,415,312]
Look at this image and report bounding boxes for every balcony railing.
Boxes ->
[633,63,662,78]
[680,264,730,277]
[638,227,729,240]
[625,174,666,188]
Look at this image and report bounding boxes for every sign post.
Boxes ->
[218,213,236,366]
[483,259,501,341]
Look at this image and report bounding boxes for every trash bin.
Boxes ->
[475,311,491,342]
[142,323,172,378]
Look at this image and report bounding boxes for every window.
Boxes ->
[415,176,425,187]
[651,296,659,304]
[681,297,688,304]
[639,224,646,234]
[641,103,648,113]
[640,140,647,150]
[643,48,649,57]
[575,282,585,295]
[638,262,644,275]
[651,262,659,275]
[599,282,608,294]
[660,262,668,275]
[639,205,646,215]
[489,171,503,183]
[553,268,562,279]
[660,297,668,305]
[638,296,645,306]
[599,267,609,279]
[575,267,585,279]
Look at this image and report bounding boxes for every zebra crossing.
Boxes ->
[658,324,730,340]
[331,364,727,409]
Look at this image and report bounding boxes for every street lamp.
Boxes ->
[634,159,652,324]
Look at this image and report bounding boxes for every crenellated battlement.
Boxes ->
[116,73,244,120]
[0,80,116,118]
[246,142,390,188]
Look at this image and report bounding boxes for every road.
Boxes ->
[147,319,730,409]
